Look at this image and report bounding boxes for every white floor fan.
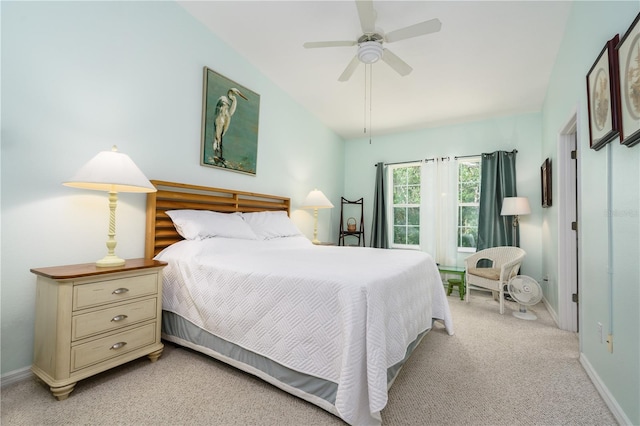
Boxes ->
[507,275,543,320]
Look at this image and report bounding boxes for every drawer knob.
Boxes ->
[112,288,129,295]
[110,342,127,350]
[111,314,128,322]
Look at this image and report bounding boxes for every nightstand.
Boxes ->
[30,258,166,400]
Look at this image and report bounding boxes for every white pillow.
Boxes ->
[242,211,302,240]
[165,210,257,241]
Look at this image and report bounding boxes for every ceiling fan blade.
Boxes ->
[355,0,376,34]
[338,55,361,82]
[303,40,357,49]
[385,18,442,43]
[382,48,413,76]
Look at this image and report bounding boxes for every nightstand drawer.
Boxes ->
[71,323,156,371]
[72,298,157,341]
[73,274,158,310]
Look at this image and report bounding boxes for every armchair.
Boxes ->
[464,247,526,314]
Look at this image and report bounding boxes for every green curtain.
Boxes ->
[370,162,389,248]
[477,150,518,249]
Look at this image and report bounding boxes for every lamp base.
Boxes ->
[96,254,126,268]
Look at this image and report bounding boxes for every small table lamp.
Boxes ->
[301,189,334,244]
[64,146,156,267]
[501,196,531,246]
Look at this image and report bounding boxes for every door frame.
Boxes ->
[557,110,579,332]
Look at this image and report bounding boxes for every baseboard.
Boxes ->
[580,353,633,425]
[542,296,560,328]
[1,366,33,388]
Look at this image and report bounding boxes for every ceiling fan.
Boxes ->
[303,0,442,82]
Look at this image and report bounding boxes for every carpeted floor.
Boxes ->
[1,291,616,425]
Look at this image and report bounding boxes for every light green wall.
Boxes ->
[1,1,344,374]
[541,2,639,424]
[344,113,543,279]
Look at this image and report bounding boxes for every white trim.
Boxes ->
[456,157,481,252]
[1,366,33,388]
[557,110,579,332]
[457,247,476,253]
[580,353,633,425]
[542,295,560,328]
[387,163,422,249]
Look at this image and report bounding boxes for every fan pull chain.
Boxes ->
[369,65,373,144]
[363,64,373,144]
[363,65,368,135]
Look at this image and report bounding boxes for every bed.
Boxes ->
[145,180,453,425]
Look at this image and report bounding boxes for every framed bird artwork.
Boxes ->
[200,67,260,175]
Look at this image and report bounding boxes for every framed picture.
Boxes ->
[200,67,260,175]
[616,12,640,147]
[586,34,621,151]
[541,158,552,208]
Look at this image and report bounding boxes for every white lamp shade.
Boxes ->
[301,189,334,209]
[501,197,531,216]
[64,146,156,193]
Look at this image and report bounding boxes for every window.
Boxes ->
[457,158,481,251]
[391,164,421,247]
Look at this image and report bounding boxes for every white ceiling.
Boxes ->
[179,1,573,140]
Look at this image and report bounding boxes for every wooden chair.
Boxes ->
[464,247,526,314]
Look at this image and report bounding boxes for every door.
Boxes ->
[558,114,579,332]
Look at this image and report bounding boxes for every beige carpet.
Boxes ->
[1,291,616,425]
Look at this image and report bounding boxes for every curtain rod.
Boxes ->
[374,150,518,167]
[455,149,518,160]
[385,158,433,166]
[373,158,432,167]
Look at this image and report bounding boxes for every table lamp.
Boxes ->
[301,189,334,244]
[501,196,531,246]
[64,146,156,267]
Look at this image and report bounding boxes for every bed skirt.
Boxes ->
[161,311,430,424]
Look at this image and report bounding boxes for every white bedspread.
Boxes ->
[157,236,453,425]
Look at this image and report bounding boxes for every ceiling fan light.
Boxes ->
[358,41,383,64]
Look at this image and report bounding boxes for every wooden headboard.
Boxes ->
[145,180,291,259]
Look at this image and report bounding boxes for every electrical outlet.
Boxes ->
[597,322,604,343]
[606,334,613,353]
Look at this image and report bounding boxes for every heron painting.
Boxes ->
[201,67,260,175]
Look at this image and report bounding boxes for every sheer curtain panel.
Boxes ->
[421,158,458,264]
[420,160,436,256]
